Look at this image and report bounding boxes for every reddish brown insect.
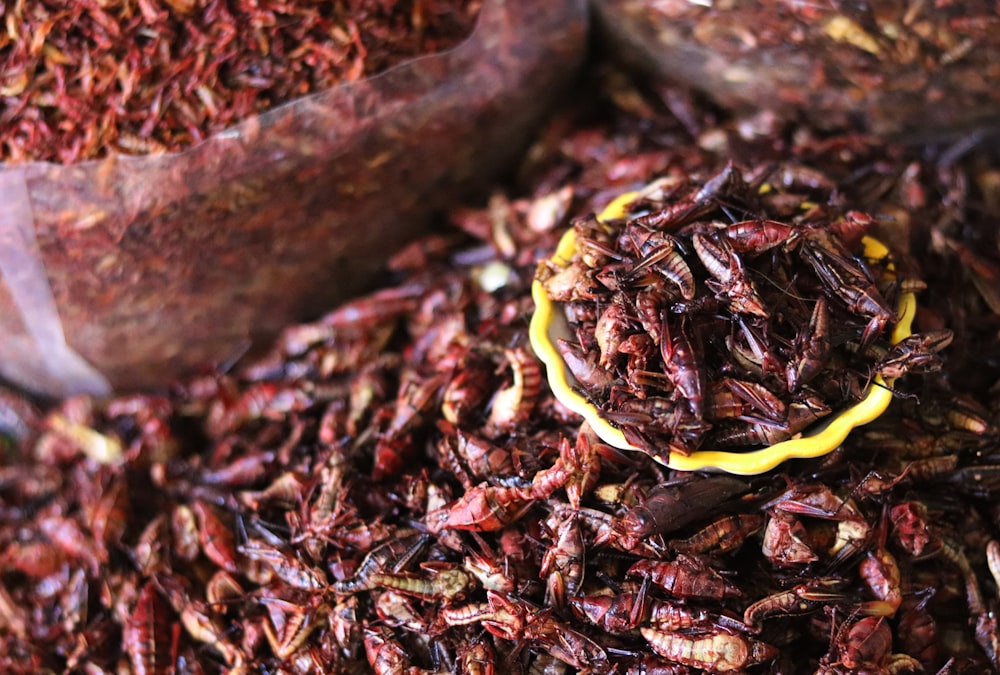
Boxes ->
[556,338,615,392]
[541,509,584,607]
[260,596,328,661]
[859,547,903,618]
[743,581,844,632]
[426,484,535,534]
[786,297,831,391]
[364,625,417,675]
[801,231,895,346]
[634,164,739,231]
[629,230,696,300]
[897,595,939,670]
[721,219,799,254]
[571,583,710,634]
[457,637,497,675]
[692,232,767,317]
[874,330,953,380]
[191,500,239,575]
[819,616,921,674]
[628,555,740,601]
[124,582,177,675]
[659,319,704,418]
[488,347,542,431]
[333,531,430,594]
[672,513,765,555]
[618,477,749,539]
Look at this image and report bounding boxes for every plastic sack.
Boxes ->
[0,0,588,397]
[593,0,1000,137]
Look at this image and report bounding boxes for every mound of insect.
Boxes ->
[536,163,949,461]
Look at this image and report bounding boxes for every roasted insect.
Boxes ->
[536,165,920,464]
[3,68,997,675]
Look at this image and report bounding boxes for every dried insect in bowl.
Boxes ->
[530,191,918,475]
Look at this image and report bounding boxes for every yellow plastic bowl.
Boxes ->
[530,191,917,475]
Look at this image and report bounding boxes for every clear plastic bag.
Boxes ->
[0,0,588,397]
[594,0,1000,138]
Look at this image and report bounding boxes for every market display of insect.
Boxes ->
[0,0,482,162]
[0,66,999,673]
[533,168,928,474]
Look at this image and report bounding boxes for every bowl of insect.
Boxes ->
[530,190,917,475]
